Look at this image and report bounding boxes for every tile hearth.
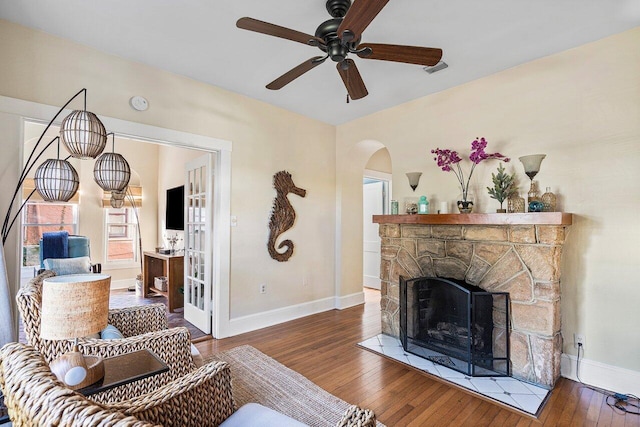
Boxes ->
[359,334,550,416]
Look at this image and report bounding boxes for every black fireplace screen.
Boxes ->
[400,276,510,377]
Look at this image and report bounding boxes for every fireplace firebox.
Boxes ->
[400,276,510,377]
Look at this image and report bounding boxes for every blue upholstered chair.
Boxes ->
[38,232,101,274]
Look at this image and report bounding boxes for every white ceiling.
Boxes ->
[1,1,638,125]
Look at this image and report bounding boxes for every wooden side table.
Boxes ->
[142,251,184,312]
[79,349,169,396]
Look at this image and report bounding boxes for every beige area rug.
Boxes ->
[209,345,385,427]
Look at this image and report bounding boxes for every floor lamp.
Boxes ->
[1,88,108,246]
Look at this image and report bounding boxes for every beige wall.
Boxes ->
[156,144,204,251]
[0,20,336,321]
[365,148,392,173]
[337,28,640,372]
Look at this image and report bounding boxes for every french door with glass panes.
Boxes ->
[183,154,213,333]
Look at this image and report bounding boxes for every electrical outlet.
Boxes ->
[259,283,266,294]
[574,333,586,349]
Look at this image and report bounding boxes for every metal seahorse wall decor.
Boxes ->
[268,170,306,262]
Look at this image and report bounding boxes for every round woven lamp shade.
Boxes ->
[94,153,131,192]
[60,110,108,159]
[111,189,126,200]
[110,196,125,208]
[34,159,80,202]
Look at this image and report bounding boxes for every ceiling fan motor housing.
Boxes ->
[325,0,351,18]
[315,18,358,62]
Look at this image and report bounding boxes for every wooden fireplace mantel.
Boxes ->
[373,212,572,226]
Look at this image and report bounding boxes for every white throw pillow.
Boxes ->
[100,324,124,340]
[43,256,91,275]
[220,403,307,427]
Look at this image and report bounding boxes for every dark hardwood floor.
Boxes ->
[195,289,639,427]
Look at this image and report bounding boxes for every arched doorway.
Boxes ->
[363,148,392,291]
[335,139,391,309]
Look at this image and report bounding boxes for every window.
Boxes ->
[108,209,129,239]
[22,202,78,267]
[105,207,139,266]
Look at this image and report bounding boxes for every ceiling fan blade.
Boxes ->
[357,43,443,66]
[266,56,327,90]
[336,59,368,100]
[337,0,390,43]
[237,17,323,46]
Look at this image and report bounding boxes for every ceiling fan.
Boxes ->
[237,0,443,101]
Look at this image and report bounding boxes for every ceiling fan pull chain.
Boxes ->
[346,65,350,103]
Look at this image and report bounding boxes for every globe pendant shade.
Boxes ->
[111,189,126,200]
[110,196,125,208]
[60,110,108,159]
[110,190,126,208]
[34,159,80,202]
[94,152,131,192]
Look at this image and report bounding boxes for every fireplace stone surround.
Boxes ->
[373,213,572,388]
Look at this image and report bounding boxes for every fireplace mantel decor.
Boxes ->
[373,212,572,388]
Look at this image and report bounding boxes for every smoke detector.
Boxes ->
[129,96,149,111]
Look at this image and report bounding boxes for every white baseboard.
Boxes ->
[363,275,381,289]
[110,278,136,290]
[228,296,337,336]
[228,292,366,337]
[561,353,640,397]
[335,291,365,309]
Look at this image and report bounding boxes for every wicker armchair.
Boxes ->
[17,271,196,402]
[0,342,235,426]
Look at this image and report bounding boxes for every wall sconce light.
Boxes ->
[406,172,422,191]
[518,154,546,181]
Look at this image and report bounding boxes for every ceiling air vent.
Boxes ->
[423,61,448,74]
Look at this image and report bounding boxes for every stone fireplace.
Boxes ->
[373,213,572,388]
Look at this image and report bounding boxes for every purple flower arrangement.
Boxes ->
[432,137,510,210]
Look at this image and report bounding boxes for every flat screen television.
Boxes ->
[165,185,184,230]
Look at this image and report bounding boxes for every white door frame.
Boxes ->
[183,154,213,334]
[0,95,233,338]
[362,169,392,291]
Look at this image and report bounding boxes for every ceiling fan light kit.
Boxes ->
[237,0,443,101]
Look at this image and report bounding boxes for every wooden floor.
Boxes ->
[195,290,639,427]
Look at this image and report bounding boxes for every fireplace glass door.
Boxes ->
[400,276,510,377]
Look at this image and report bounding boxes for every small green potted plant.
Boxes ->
[487,162,516,213]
